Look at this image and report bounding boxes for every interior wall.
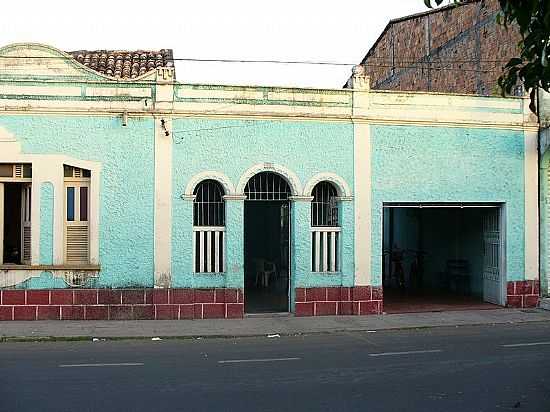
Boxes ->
[3,183,21,264]
[420,209,484,296]
[386,207,485,297]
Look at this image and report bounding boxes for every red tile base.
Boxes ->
[0,288,244,321]
[295,287,383,317]
[507,281,540,308]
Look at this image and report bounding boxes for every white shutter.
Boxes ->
[311,227,340,272]
[64,180,90,264]
[66,225,89,263]
[14,164,23,178]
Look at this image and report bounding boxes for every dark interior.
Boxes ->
[382,207,497,313]
[244,201,290,313]
[3,183,22,264]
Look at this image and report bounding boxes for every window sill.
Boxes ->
[312,271,342,275]
[194,272,225,276]
[0,264,101,271]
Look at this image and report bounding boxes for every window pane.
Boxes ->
[0,164,12,177]
[66,187,75,221]
[64,165,73,178]
[82,169,91,178]
[23,164,32,178]
[80,187,88,221]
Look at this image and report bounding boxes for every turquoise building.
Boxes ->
[0,44,540,320]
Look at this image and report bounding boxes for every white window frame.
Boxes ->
[193,226,226,273]
[192,180,226,273]
[64,167,91,265]
[0,163,33,266]
[310,181,341,273]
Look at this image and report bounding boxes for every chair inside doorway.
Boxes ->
[244,172,290,313]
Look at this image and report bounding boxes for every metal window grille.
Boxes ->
[244,172,291,201]
[311,182,338,227]
[193,180,225,273]
[193,180,225,226]
[311,182,340,272]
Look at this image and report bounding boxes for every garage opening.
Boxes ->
[244,172,291,314]
[382,203,505,313]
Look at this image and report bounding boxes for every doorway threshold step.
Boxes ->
[245,312,292,318]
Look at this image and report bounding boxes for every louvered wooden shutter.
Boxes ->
[64,181,90,264]
[66,226,89,263]
[21,184,32,264]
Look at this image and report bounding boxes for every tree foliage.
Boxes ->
[425,0,550,112]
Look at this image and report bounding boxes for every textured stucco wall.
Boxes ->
[541,146,550,296]
[0,115,155,288]
[171,118,355,302]
[39,182,54,265]
[371,125,525,286]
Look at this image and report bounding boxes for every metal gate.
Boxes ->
[482,207,504,305]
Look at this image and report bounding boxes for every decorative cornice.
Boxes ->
[0,107,538,131]
[223,195,247,201]
[181,194,196,201]
[289,195,314,202]
[337,196,354,202]
[184,171,235,197]
[303,172,353,197]
[236,162,303,196]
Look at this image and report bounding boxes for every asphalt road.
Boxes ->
[1,322,550,412]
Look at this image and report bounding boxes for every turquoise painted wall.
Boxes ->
[371,125,525,286]
[39,182,54,265]
[0,115,155,288]
[171,118,355,299]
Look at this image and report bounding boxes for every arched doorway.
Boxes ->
[244,172,291,313]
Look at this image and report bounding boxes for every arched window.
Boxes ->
[244,172,291,201]
[193,180,225,272]
[311,181,338,227]
[311,181,340,272]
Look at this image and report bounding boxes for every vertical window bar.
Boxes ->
[315,231,321,272]
[330,231,336,272]
[214,231,221,272]
[335,232,339,272]
[199,231,205,272]
[220,231,225,272]
[206,231,212,272]
[193,231,198,272]
[323,231,328,272]
[312,232,316,271]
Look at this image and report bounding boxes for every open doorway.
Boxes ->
[244,172,291,313]
[382,204,505,313]
[2,183,31,265]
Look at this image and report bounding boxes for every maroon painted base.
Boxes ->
[0,288,244,321]
[295,286,383,316]
[506,280,540,308]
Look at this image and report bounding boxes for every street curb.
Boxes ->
[2,318,550,343]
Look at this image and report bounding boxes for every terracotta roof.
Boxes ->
[68,49,174,79]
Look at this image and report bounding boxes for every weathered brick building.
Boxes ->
[348,0,522,96]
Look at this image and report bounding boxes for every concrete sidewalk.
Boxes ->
[1,308,550,341]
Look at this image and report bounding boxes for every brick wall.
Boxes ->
[360,0,521,95]
[506,281,540,309]
[295,286,383,316]
[0,288,244,321]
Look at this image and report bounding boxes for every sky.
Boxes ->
[1,0,437,88]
